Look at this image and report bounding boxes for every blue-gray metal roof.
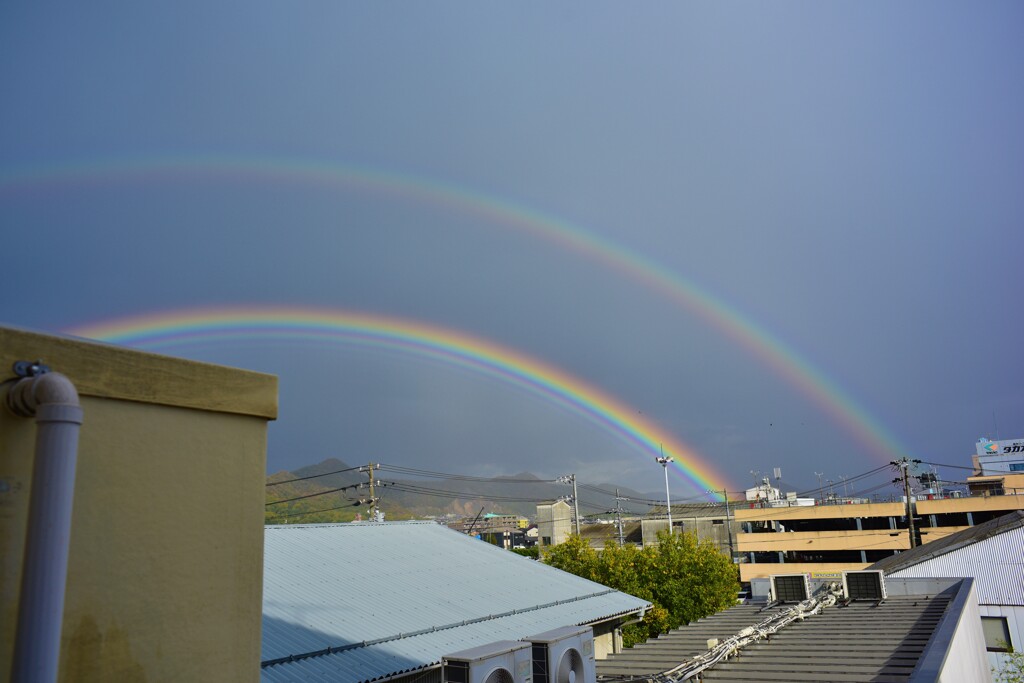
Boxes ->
[262,521,649,683]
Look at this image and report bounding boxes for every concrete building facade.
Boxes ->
[734,477,1024,582]
[1,326,277,682]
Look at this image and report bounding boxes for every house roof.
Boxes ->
[262,521,649,683]
[869,510,1024,575]
[597,587,963,682]
[580,522,643,546]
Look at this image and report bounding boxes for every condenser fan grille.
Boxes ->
[556,648,584,683]
[483,668,514,683]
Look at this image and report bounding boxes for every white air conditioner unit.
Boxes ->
[525,626,595,683]
[443,640,533,683]
[769,573,810,603]
[842,570,887,601]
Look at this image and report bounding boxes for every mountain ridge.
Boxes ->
[265,458,657,524]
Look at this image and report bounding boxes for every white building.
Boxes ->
[975,437,1024,475]
[871,510,1024,673]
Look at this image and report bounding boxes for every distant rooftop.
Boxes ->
[262,521,649,683]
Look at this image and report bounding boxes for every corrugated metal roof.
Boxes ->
[597,594,958,682]
[262,521,649,683]
[871,511,1024,607]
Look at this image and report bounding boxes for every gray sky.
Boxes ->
[2,3,1022,498]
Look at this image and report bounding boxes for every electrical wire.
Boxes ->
[382,481,557,504]
[918,460,978,472]
[266,464,365,487]
[269,502,363,520]
[377,463,558,484]
[265,482,363,506]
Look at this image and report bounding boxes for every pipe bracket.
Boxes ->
[12,359,51,378]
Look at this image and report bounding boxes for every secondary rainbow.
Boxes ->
[67,306,734,494]
[2,155,914,465]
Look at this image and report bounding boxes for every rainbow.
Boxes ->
[67,306,734,494]
[1,156,914,465]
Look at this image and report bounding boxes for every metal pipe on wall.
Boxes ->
[6,366,83,683]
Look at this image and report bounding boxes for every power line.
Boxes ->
[265,482,363,506]
[266,464,365,487]
[383,481,556,504]
[918,460,976,472]
[377,463,558,484]
[791,464,893,498]
[268,502,366,520]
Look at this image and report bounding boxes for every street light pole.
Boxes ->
[656,454,673,534]
[571,474,580,537]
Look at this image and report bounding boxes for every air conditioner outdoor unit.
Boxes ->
[769,573,810,603]
[525,626,596,683]
[842,570,887,601]
[443,640,533,683]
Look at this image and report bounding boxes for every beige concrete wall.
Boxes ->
[737,529,910,553]
[0,327,276,683]
[535,501,572,547]
[916,495,1024,515]
[590,622,617,659]
[733,501,904,523]
[739,561,870,583]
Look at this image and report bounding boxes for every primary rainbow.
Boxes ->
[67,306,734,494]
[2,155,914,466]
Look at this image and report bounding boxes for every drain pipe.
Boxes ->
[6,361,83,683]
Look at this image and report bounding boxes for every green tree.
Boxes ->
[542,534,601,581]
[543,531,738,646]
[647,530,738,630]
[511,546,540,559]
[994,643,1024,683]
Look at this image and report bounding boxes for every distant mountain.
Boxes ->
[264,459,657,524]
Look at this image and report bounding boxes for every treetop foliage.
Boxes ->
[542,531,738,646]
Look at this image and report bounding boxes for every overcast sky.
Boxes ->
[2,3,1022,499]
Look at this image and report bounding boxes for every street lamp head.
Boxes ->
[656,456,673,466]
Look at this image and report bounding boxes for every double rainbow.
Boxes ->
[3,154,914,473]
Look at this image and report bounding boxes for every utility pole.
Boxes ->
[557,474,581,536]
[360,463,380,522]
[891,457,922,549]
[614,489,625,547]
[814,472,825,505]
[465,506,485,536]
[707,488,735,561]
[723,489,735,562]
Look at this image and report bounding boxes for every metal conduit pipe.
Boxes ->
[6,365,83,683]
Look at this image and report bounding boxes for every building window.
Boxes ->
[982,616,1012,652]
[542,536,551,546]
